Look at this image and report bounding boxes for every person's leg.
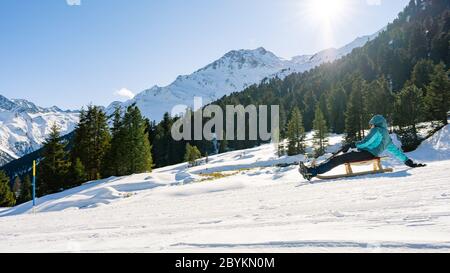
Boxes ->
[309,150,376,176]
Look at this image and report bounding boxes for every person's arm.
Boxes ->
[386,142,408,163]
[387,140,426,167]
[356,128,380,150]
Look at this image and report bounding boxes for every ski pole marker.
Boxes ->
[32,160,36,207]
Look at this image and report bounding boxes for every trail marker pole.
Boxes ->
[32,160,36,207]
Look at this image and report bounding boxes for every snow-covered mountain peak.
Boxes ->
[202,47,284,72]
[222,47,270,59]
[289,54,313,64]
[133,85,165,100]
[106,101,123,111]
[10,99,41,113]
[0,96,75,115]
[0,94,79,166]
[0,95,17,112]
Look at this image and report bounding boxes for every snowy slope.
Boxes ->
[0,148,16,166]
[0,95,79,166]
[0,125,449,252]
[107,32,381,121]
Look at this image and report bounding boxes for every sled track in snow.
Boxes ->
[172,241,450,251]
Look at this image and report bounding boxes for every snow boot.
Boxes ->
[299,162,314,181]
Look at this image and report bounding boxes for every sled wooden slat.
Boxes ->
[317,168,394,180]
[317,157,393,180]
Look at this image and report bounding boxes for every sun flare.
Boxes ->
[293,0,353,50]
[305,0,350,25]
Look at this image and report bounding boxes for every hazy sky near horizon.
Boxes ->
[0,0,409,109]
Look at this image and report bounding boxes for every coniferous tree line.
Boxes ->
[0,170,16,207]
[28,104,153,198]
[0,170,33,206]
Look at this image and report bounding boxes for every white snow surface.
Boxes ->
[106,31,381,121]
[0,125,449,253]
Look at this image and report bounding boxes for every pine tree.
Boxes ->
[411,59,435,91]
[302,91,316,131]
[152,112,175,167]
[394,83,425,150]
[72,105,111,180]
[69,158,87,185]
[192,145,202,165]
[0,171,15,207]
[286,107,305,156]
[17,175,32,204]
[425,63,450,124]
[318,93,330,128]
[345,77,367,142]
[430,12,450,63]
[115,105,153,175]
[184,143,192,164]
[219,135,228,154]
[12,176,21,199]
[37,124,70,195]
[408,23,428,62]
[102,106,125,177]
[365,76,394,122]
[313,106,329,157]
[184,143,201,166]
[394,83,425,131]
[328,86,347,134]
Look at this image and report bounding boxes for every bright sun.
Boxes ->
[306,0,349,25]
[295,0,353,47]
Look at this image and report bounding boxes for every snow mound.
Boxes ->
[0,177,147,216]
[409,124,450,162]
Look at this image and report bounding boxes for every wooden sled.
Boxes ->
[316,157,393,180]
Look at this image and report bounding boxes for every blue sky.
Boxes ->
[0,0,409,109]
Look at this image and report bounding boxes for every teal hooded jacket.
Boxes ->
[356,115,409,162]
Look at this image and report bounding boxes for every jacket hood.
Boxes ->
[369,115,388,129]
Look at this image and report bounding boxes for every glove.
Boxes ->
[342,143,356,153]
[405,159,426,168]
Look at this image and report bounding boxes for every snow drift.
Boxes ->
[409,124,450,161]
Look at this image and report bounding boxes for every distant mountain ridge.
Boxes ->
[0,95,79,166]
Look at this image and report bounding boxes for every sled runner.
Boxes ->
[316,157,393,180]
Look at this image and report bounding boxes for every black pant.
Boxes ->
[313,150,376,175]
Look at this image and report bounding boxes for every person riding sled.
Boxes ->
[299,115,426,181]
